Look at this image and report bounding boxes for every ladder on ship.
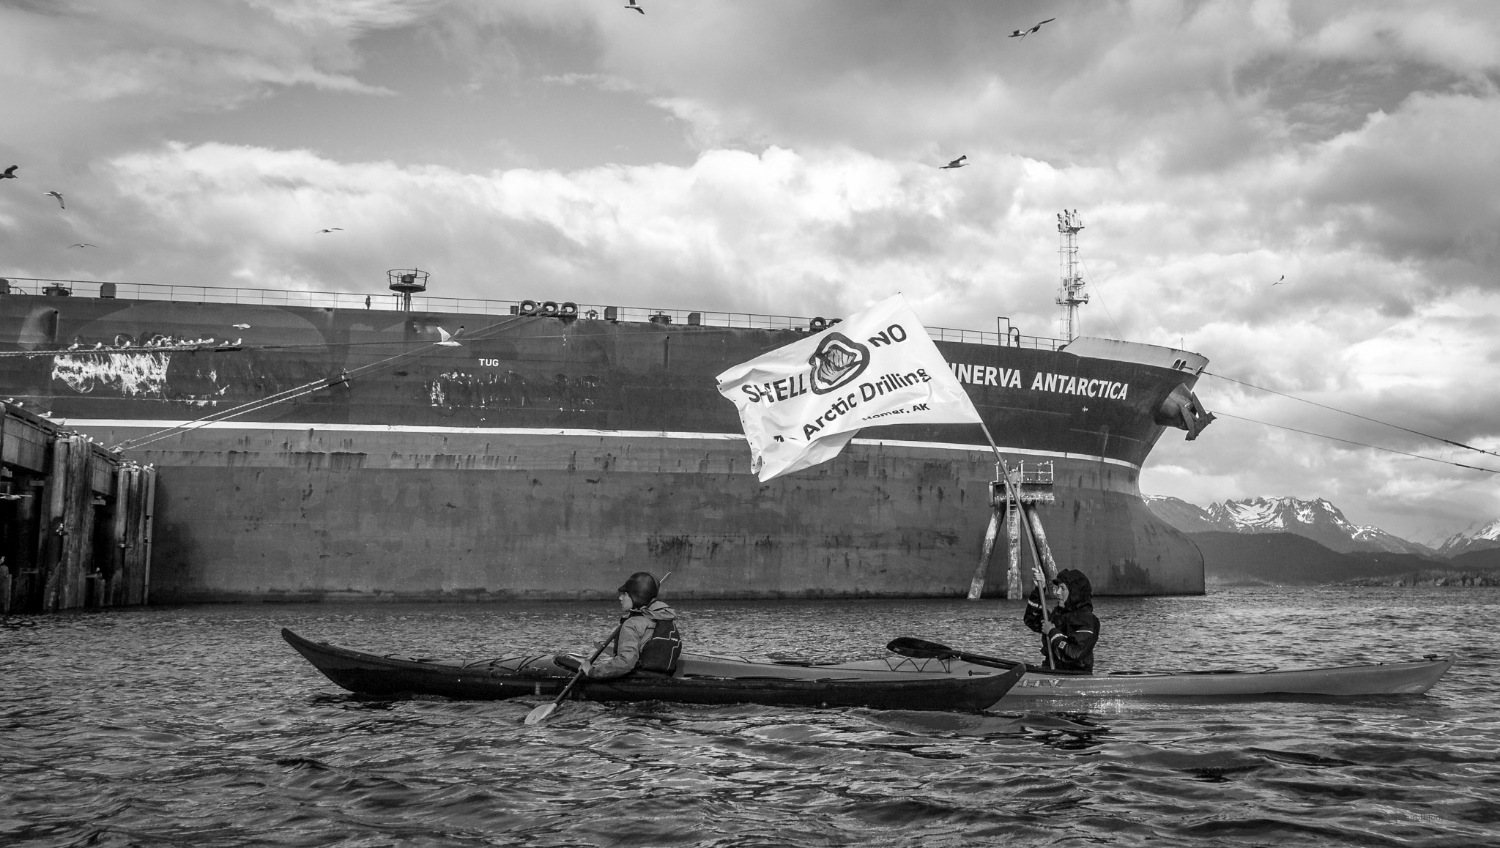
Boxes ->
[967,460,1059,599]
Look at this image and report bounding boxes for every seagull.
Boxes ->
[45,191,64,208]
[1009,18,1055,39]
[318,227,342,233]
[939,155,967,169]
[437,327,462,346]
[1273,275,1284,286]
[232,323,251,330]
[0,166,16,180]
[626,0,644,13]
[68,243,96,248]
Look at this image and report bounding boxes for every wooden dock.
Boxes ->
[0,403,157,613]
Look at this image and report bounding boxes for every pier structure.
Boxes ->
[0,403,156,613]
[967,461,1059,600]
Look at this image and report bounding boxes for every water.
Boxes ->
[3,587,1497,847]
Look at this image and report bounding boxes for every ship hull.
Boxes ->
[0,289,1209,601]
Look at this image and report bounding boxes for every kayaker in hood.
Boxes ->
[1023,568,1099,673]
[571,571,682,680]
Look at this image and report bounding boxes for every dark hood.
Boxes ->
[1054,568,1093,610]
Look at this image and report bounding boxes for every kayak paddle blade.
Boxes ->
[886,637,957,659]
[887,637,1023,671]
[523,702,558,725]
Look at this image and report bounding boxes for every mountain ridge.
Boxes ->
[1147,495,1444,557]
[1437,518,1500,557]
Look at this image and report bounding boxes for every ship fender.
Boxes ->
[810,317,827,332]
[560,302,578,319]
[541,301,560,317]
[520,299,540,316]
[1154,384,1217,441]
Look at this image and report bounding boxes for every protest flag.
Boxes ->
[716,294,982,481]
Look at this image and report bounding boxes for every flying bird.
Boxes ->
[437,327,462,347]
[1009,18,1055,39]
[68,243,96,248]
[232,323,251,330]
[318,227,342,233]
[939,155,967,169]
[1273,275,1284,286]
[45,191,64,208]
[0,166,16,180]
[626,0,644,13]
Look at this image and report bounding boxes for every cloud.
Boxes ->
[0,0,421,156]
[3,0,1499,540]
[1304,94,1500,288]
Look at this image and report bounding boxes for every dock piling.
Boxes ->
[1,404,157,613]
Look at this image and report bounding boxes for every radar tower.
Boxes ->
[1055,210,1088,341]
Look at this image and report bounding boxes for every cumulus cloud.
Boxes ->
[0,0,420,157]
[1,0,1497,539]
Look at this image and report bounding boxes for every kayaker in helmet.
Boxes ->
[1024,568,1099,673]
[569,571,682,679]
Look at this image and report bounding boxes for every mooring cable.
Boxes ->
[1202,370,1500,462]
[1210,411,1498,474]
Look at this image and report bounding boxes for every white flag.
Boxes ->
[716,294,982,481]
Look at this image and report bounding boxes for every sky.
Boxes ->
[1,0,1497,545]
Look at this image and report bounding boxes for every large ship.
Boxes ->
[0,220,1214,602]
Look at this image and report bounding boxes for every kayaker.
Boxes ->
[568,571,682,679]
[1024,568,1099,673]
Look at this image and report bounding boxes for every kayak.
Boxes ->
[280,628,1026,712]
[883,638,1452,701]
[1001,656,1454,701]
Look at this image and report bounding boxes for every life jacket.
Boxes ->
[636,616,682,673]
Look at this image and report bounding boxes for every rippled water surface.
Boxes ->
[4,587,1498,847]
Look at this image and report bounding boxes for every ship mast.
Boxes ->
[1055,209,1088,342]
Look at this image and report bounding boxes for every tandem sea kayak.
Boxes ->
[884,638,1453,701]
[281,629,1026,712]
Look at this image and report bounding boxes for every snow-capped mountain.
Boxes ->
[1437,519,1500,557]
[1143,495,1220,533]
[1145,495,1434,556]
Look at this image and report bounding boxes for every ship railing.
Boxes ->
[0,276,1064,351]
[989,460,1056,506]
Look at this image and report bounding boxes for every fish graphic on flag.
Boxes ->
[716,294,983,481]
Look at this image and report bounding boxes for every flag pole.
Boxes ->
[974,421,1056,669]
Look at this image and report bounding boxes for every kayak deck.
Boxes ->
[1002,655,1453,700]
[281,628,1025,712]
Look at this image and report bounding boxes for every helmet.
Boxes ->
[617,572,658,608]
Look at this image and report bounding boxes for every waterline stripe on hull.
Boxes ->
[57,418,1143,471]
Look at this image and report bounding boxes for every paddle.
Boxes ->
[523,571,671,726]
[523,623,622,725]
[886,636,1023,671]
